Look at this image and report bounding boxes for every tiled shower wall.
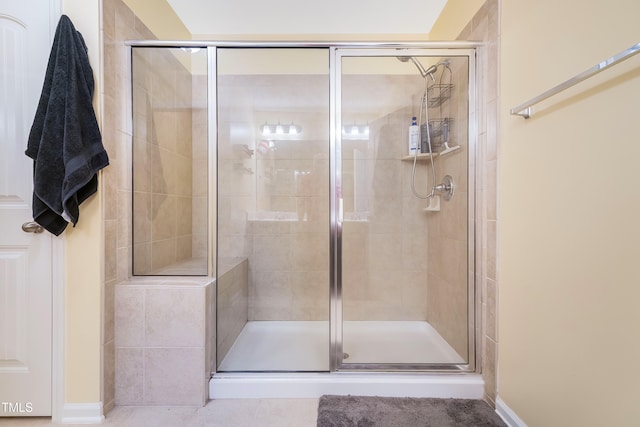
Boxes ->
[216,258,248,367]
[191,77,208,260]
[458,0,500,405]
[102,0,208,411]
[342,104,432,321]
[131,49,195,274]
[216,74,331,322]
[220,72,438,323]
[248,111,330,321]
[219,68,472,327]
[425,59,471,359]
[216,75,257,264]
[102,0,214,412]
[102,0,157,411]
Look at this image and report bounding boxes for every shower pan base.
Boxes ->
[218,320,464,371]
[211,320,482,399]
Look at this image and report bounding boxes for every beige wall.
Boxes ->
[61,0,103,405]
[499,1,640,426]
[429,0,484,40]
[121,0,190,40]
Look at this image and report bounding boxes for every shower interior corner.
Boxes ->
[129,44,480,399]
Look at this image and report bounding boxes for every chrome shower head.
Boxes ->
[396,56,437,81]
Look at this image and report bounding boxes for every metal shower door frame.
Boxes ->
[330,46,478,373]
[126,40,479,374]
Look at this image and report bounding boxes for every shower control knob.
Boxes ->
[434,175,455,201]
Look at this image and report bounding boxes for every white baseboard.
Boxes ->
[60,402,105,424]
[496,396,527,427]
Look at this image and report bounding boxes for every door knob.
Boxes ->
[22,221,44,234]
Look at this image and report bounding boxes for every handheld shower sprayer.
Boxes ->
[422,64,438,82]
[396,56,438,81]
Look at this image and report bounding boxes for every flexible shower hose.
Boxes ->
[410,76,437,199]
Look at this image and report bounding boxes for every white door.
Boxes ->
[0,0,56,417]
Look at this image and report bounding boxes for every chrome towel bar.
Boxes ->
[511,42,640,119]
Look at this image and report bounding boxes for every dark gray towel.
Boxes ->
[25,15,109,236]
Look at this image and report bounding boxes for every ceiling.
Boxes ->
[165,0,448,37]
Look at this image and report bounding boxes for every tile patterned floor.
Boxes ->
[0,399,319,427]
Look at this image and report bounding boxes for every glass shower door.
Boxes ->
[335,49,474,369]
[215,48,331,372]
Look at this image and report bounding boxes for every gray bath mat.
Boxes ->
[317,395,507,427]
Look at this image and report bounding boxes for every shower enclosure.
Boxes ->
[131,43,477,386]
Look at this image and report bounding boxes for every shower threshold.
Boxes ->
[210,371,484,399]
